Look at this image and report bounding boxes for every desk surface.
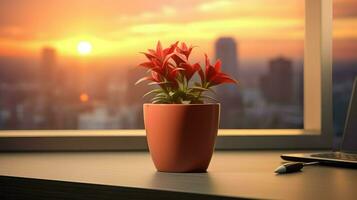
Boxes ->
[0,151,356,200]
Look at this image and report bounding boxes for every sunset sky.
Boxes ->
[0,0,356,64]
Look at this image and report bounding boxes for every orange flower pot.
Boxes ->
[144,103,220,172]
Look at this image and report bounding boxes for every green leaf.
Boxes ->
[148,81,171,86]
[152,100,169,104]
[183,76,188,89]
[170,90,186,101]
[183,93,197,100]
[168,91,175,97]
[151,96,166,101]
[181,100,191,104]
[151,95,170,103]
[135,77,151,85]
[155,93,168,98]
[142,89,163,98]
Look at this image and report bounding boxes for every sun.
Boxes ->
[77,41,92,55]
[79,93,89,103]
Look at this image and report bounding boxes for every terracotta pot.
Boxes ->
[144,103,220,172]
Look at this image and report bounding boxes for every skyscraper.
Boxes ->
[214,37,243,128]
[124,68,148,128]
[260,56,294,104]
[215,37,239,93]
[39,47,57,128]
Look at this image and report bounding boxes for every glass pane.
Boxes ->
[333,0,357,137]
[0,0,304,130]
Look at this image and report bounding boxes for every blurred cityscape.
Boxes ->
[1,31,357,136]
[0,47,146,130]
[0,37,307,130]
[0,33,356,135]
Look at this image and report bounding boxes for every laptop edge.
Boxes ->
[281,77,357,168]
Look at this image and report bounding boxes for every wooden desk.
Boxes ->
[0,151,356,200]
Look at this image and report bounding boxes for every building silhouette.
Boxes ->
[215,37,239,91]
[38,47,57,129]
[214,37,244,128]
[260,56,294,104]
[124,68,149,128]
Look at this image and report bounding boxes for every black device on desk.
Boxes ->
[281,77,357,167]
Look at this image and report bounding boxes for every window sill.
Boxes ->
[0,129,329,151]
[0,129,320,138]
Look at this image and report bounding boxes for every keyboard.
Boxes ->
[311,152,357,162]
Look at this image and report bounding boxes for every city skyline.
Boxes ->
[0,36,304,130]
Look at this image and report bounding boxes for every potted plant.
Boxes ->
[136,41,237,172]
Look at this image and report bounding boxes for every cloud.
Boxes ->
[128,23,180,34]
[119,5,177,24]
[197,0,235,12]
[126,17,303,41]
[162,6,177,16]
[0,26,38,41]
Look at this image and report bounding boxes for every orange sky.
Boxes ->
[0,0,355,62]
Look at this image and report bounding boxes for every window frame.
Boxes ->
[0,0,333,151]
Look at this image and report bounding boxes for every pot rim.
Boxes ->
[143,103,220,106]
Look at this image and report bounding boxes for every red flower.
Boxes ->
[171,42,198,81]
[165,67,183,88]
[171,52,186,69]
[139,41,178,76]
[136,41,238,104]
[139,41,181,88]
[138,41,236,95]
[176,42,193,59]
[142,41,178,62]
[198,54,237,87]
[180,62,201,81]
[170,53,199,81]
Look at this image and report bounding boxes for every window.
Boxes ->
[0,0,333,150]
[333,0,357,139]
